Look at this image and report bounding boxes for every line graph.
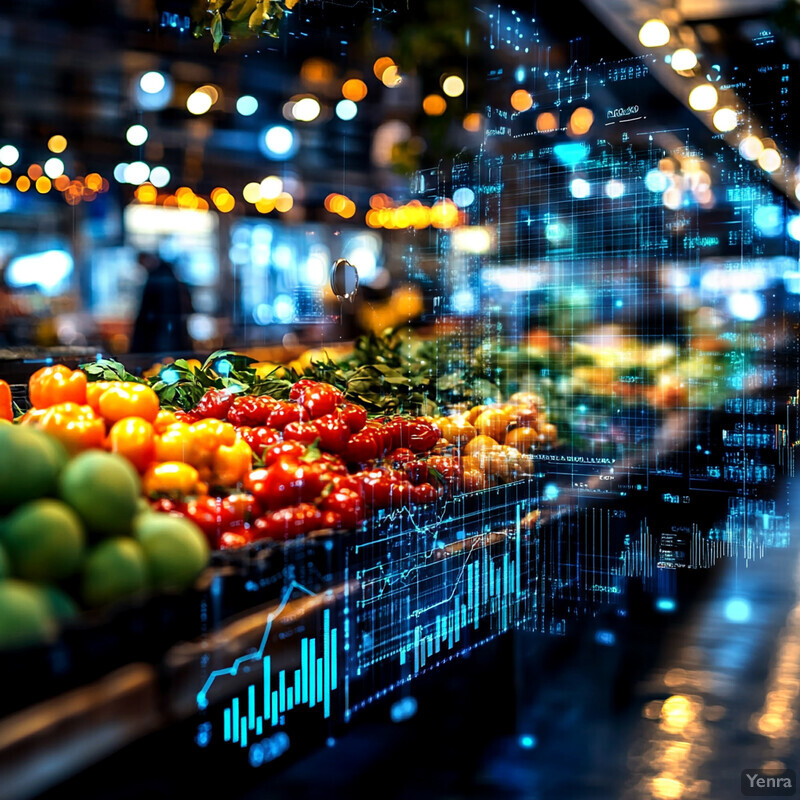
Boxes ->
[197,579,317,710]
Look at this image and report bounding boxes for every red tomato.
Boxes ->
[254,503,323,540]
[364,422,393,456]
[239,426,282,456]
[185,496,224,536]
[219,530,252,549]
[195,389,236,420]
[387,448,415,468]
[358,468,406,508]
[299,385,338,419]
[383,418,406,450]
[339,402,367,432]
[261,441,306,466]
[266,401,306,430]
[221,492,262,526]
[227,396,275,426]
[406,419,441,452]
[388,481,413,508]
[412,483,437,505]
[343,429,380,463]
[244,459,324,510]
[404,460,430,485]
[331,474,366,498]
[313,452,348,474]
[427,456,463,487]
[288,379,320,401]
[313,413,350,452]
[283,420,321,446]
[320,487,365,529]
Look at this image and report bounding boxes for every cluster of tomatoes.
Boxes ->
[153,380,452,549]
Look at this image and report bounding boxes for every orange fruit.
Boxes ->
[464,435,498,455]
[508,406,539,427]
[462,468,486,492]
[107,416,156,472]
[438,416,477,446]
[465,405,487,424]
[474,409,511,443]
[505,426,539,454]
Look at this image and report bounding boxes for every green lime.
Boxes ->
[40,584,80,621]
[82,537,149,607]
[1,499,85,581]
[0,579,57,649]
[134,514,209,591]
[0,425,68,508]
[59,450,141,536]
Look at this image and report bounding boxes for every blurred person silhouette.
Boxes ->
[130,252,193,354]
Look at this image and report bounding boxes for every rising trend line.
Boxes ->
[196,579,316,709]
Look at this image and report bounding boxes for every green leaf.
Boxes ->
[79,358,143,383]
[211,10,225,45]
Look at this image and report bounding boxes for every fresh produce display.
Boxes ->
[1,350,553,553]
[0,423,210,650]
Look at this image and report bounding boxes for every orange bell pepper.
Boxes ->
[143,461,200,496]
[0,379,13,421]
[98,382,160,423]
[212,437,253,487]
[86,381,113,413]
[153,408,179,433]
[18,407,47,426]
[154,422,192,463]
[187,419,237,467]
[29,365,87,409]
[107,416,156,472]
[38,402,105,454]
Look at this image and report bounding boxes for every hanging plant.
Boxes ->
[192,0,301,51]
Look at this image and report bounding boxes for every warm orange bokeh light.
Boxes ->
[463,113,483,132]
[301,58,335,85]
[0,167,10,184]
[16,176,30,192]
[381,65,402,87]
[47,135,67,154]
[53,175,70,191]
[569,106,594,135]
[27,164,43,180]
[342,78,368,102]
[35,176,51,193]
[536,111,558,132]
[422,94,447,116]
[135,184,158,204]
[373,57,395,81]
[275,192,294,213]
[85,173,103,192]
[510,90,533,112]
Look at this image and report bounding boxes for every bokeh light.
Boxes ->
[442,75,465,97]
[126,124,148,146]
[47,135,67,154]
[0,145,20,166]
[511,90,533,112]
[336,99,358,121]
[422,94,447,116]
[236,95,258,116]
[342,79,368,102]
[688,84,718,111]
[44,157,64,179]
[670,48,697,71]
[638,19,670,47]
